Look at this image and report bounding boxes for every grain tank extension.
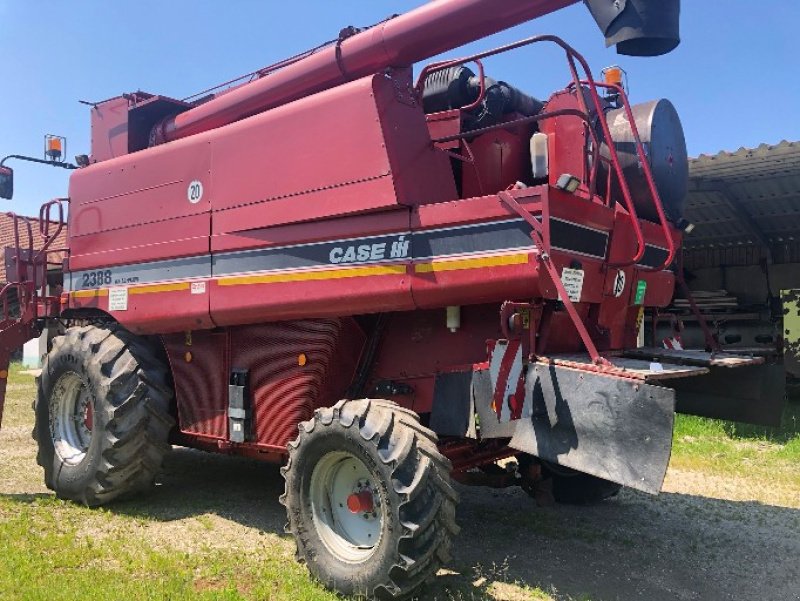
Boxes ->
[0,1,780,599]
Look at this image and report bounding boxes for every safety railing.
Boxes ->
[0,199,68,328]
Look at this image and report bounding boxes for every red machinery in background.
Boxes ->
[0,1,781,599]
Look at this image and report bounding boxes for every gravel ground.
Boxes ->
[2,407,799,601]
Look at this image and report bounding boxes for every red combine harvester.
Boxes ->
[0,0,784,598]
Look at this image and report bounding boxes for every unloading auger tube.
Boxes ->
[150,0,681,143]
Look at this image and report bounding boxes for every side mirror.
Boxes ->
[0,166,12,200]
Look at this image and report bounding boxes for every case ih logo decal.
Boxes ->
[329,236,410,264]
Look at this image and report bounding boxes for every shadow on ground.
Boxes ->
[79,447,800,601]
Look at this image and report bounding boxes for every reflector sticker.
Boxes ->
[488,339,525,423]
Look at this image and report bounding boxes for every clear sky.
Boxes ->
[1,0,798,216]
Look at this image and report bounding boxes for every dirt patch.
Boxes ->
[663,468,799,509]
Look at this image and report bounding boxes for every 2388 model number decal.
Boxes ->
[82,270,112,288]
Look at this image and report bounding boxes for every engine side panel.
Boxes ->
[164,319,364,451]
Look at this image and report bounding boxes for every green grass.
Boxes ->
[0,496,338,601]
[0,495,562,601]
[1,362,38,429]
[670,395,800,490]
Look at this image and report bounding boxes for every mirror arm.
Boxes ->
[0,154,78,170]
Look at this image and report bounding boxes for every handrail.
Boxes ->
[579,80,676,271]
[499,190,610,366]
[4,212,33,285]
[0,199,68,325]
[37,199,68,300]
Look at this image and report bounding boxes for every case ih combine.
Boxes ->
[0,0,784,598]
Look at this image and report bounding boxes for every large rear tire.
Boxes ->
[281,399,459,600]
[34,324,174,506]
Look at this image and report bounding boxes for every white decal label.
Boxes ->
[191,281,207,295]
[187,180,204,204]
[613,269,626,298]
[108,287,128,311]
[559,268,584,303]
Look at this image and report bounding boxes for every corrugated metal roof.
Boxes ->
[684,140,800,249]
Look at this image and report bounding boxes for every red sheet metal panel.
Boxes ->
[164,319,360,448]
[209,72,455,238]
[164,330,229,439]
[230,320,341,449]
[67,213,209,270]
[411,188,544,308]
[68,133,211,239]
[461,124,531,199]
[69,282,214,334]
[210,210,411,255]
[89,96,130,163]
[67,126,214,331]
[367,305,505,414]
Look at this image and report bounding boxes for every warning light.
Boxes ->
[601,65,627,98]
[603,66,623,87]
[44,134,67,162]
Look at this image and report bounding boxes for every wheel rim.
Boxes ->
[49,371,94,466]
[309,451,383,562]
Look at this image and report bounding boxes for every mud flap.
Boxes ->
[668,363,785,427]
[475,363,675,494]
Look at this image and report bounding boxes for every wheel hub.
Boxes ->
[346,488,375,515]
[309,451,383,562]
[49,371,94,466]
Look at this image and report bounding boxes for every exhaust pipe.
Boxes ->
[584,0,681,57]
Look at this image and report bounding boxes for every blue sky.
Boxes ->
[1,0,798,216]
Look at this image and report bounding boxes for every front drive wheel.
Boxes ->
[282,399,459,600]
[34,325,174,506]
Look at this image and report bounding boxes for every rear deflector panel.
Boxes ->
[476,363,675,494]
